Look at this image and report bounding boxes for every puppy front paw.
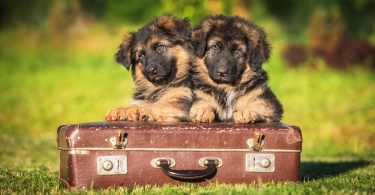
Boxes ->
[233,109,261,123]
[190,107,215,123]
[138,107,155,121]
[105,105,140,121]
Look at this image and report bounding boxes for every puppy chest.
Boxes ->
[215,91,237,121]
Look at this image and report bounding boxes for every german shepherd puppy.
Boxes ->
[190,15,283,123]
[105,16,194,122]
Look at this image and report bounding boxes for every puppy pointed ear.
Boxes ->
[191,17,217,57]
[115,33,135,70]
[171,17,192,41]
[158,16,192,42]
[191,27,207,57]
[245,25,271,71]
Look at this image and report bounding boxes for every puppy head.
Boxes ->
[192,15,270,84]
[115,15,192,84]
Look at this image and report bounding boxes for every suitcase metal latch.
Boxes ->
[110,130,127,149]
[247,131,265,151]
[97,156,127,175]
[246,154,275,172]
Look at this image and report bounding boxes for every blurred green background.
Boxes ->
[0,0,374,172]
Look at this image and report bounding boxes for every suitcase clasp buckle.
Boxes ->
[110,130,127,149]
[247,131,264,151]
[97,156,127,175]
[246,154,275,172]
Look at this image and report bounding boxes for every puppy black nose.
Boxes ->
[147,67,158,75]
[217,66,228,77]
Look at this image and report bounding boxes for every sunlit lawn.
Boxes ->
[0,23,374,194]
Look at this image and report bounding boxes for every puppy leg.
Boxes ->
[105,105,138,121]
[233,88,282,123]
[190,103,215,123]
[233,109,262,123]
[140,105,187,122]
[137,107,156,121]
[105,100,150,121]
[189,90,218,123]
[139,87,193,122]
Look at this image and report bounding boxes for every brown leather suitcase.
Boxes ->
[57,122,302,189]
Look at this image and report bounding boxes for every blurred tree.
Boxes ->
[259,0,375,39]
[337,0,375,38]
[221,0,233,15]
[308,7,375,70]
[0,0,51,29]
[260,0,313,37]
[159,0,207,26]
[2,0,373,43]
[46,1,84,46]
[79,0,107,20]
[104,0,163,25]
[207,0,223,16]
[219,0,252,19]
[232,0,250,19]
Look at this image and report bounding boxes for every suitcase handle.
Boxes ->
[158,159,218,180]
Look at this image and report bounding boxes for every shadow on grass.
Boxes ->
[300,160,371,181]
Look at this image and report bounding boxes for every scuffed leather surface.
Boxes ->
[57,122,302,189]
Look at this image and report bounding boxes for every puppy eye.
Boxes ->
[234,48,242,54]
[157,44,165,53]
[211,44,219,51]
[139,53,145,60]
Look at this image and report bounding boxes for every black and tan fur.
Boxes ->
[105,16,194,122]
[190,15,283,123]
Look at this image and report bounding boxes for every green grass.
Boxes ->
[1,162,374,194]
[0,25,375,194]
